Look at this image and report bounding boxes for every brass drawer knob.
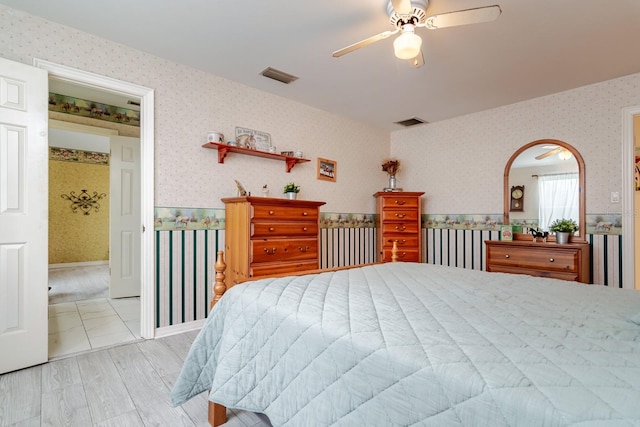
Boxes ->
[394,200,406,205]
[263,247,277,254]
[302,227,308,231]
[395,213,406,218]
[549,258,554,262]
[298,245,310,252]
[302,212,308,216]
[505,254,510,259]
[395,225,407,231]
[269,227,275,232]
[268,210,275,215]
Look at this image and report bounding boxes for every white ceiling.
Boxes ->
[4,0,640,131]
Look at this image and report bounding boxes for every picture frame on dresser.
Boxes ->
[317,158,337,182]
[500,225,513,241]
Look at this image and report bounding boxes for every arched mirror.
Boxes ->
[504,139,585,242]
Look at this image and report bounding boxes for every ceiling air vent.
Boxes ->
[395,117,428,127]
[260,67,299,84]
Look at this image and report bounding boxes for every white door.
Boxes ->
[109,136,141,298]
[0,58,48,373]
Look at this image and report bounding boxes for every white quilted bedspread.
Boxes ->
[171,263,640,426]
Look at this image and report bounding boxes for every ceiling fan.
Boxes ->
[535,146,573,161]
[333,0,501,68]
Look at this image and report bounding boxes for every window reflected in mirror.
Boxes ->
[504,139,585,241]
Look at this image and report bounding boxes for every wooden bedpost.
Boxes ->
[391,240,399,262]
[211,250,227,309]
[209,251,228,426]
[208,403,226,427]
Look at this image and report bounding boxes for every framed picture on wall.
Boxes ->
[317,158,337,182]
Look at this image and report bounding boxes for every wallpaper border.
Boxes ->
[154,207,621,235]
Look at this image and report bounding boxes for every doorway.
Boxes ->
[621,107,640,290]
[35,59,156,346]
[47,120,141,358]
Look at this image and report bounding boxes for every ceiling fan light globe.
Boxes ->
[393,32,422,59]
[558,149,572,160]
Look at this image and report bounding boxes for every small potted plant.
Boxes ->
[283,182,300,200]
[549,218,578,244]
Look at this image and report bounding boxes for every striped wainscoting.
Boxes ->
[155,229,225,328]
[422,228,623,288]
[319,227,377,269]
[154,208,626,330]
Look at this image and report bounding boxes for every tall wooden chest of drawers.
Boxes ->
[485,240,591,283]
[222,196,325,287]
[374,191,424,262]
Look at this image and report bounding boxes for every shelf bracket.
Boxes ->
[217,146,230,164]
[285,158,297,173]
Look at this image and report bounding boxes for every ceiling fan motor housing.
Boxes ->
[387,0,428,27]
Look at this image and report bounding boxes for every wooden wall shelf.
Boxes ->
[202,142,310,173]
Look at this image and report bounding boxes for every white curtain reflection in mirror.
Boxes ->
[538,173,579,231]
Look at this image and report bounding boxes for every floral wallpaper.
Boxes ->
[0,5,392,214]
[49,160,109,264]
[391,73,640,221]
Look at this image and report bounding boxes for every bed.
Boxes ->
[171,252,640,426]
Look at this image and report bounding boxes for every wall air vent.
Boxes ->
[260,67,299,84]
[395,117,428,127]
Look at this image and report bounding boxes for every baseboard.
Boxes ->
[49,260,109,269]
[154,319,206,338]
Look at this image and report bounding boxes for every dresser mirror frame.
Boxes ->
[504,139,586,242]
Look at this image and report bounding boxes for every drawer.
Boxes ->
[252,222,318,238]
[253,205,318,221]
[381,209,419,222]
[487,264,579,282]
[381,236,420,249]
[381,222,419,234]
[251,239,318,263]
[250,260,319,278]
[380,196,419,209]
[487,246,578,272]
[381,249,420,262]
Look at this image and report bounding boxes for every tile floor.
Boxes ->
[48,297,141,359]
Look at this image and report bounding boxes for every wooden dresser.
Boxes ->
[222,196,325,287]
[374,191,424,262]
[485,240,591,283]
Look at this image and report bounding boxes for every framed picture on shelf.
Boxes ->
[317,158,337,182]
[500,225,513,241]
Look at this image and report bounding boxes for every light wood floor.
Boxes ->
[0,330,271,427]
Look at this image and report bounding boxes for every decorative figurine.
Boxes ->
[530,228,549,243]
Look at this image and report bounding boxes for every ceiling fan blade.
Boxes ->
[423,5,502,29]
[408,51,424,68]
[535,147,561,160]
[391,0,413,15]
[332,29,399,57]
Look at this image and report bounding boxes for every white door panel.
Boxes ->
[0,57,48,374]
[110,136,141,298]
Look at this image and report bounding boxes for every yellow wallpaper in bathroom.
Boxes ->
[49,160,110,264]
